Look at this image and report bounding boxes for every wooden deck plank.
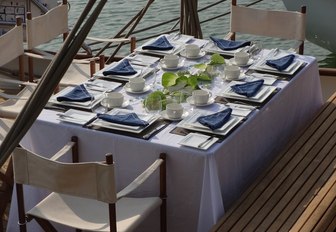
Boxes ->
[246,114,336,231]
[212,93,336,232]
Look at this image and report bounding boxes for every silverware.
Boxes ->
[198,136,214,148]
[143,124,166,140]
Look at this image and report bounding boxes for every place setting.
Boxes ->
[90,108,160,134]
[48,84,104,110]
[94,58,154,81]
[177,107,244,137]
[220,78,278,104]
[203,36,252,56]
[250,48,306,75]
[135,34,184,56]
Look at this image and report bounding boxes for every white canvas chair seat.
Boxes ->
[227,0,306,54]
[13,145,167,232]
[0,85,35,119]
[28,193,161,232]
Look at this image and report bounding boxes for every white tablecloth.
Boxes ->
[7,55,323,232]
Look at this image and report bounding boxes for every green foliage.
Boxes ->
[153,53,223,104]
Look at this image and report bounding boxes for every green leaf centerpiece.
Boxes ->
[144,53,225,109]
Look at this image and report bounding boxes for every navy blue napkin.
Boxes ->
[56,84,93,102]
[142,36,174,51]
[210,36,251,51]
[231,79,264,98]
[266,54,295,71]
[97,113,149,127]
[197,108,232,130]
[102,59,137,76]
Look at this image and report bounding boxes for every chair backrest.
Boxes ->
[230,0,306,54]
[12,147,117,203]
[0,17,25,81]
[26,0,68,50]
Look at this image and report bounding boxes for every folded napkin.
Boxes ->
[231,79,264,98]
[142,36,174,51]
[210,36,251,51]
[57,84,93,102]
[266,54,295,71]
[197,108,232,130]
[102,59,137,76]
[97,113,149,127]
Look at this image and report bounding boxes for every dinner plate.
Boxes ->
[178,133,219,150]
[94,62,154,81]
[100,99,130,109]
[124,83,151,94]
[134,35,184,56]
[180,50,206,59]
[57,109,97,125]
[177,110,244,136]
[160,110,189,121]
[91,108,159,133]
[186,96,215,106]
[159,59,185,71]
[229,58,254,67]
[203,42,250,56]
[49,86,103,110]
[220,81,277,103]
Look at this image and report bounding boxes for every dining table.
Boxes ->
[7,34,324,232]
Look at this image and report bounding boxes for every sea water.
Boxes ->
[62,0,335,67]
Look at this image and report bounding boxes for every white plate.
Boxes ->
[49,86,103,110]
[180,50,206,59]
[186,96,215,106]
[250,50,305,75]
[229,58,254,67]
[84,79,122,92]
[179,133,219,150]
[91,108,159,133]
[134,35,184,56]
[221,81,277,103]
[124,83,151,94]
[177,110,244,136]
[203,42,250,56]
[159,59,185,71]
[160,110,189,121]
[57,109,96,125]
[94,62,154,81]
[100,99,130,109]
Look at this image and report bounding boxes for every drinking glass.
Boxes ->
[144,95,162,115]
[250,41,263,61]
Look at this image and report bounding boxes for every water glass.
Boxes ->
[144,95,162,115]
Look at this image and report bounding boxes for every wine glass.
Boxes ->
[144,94,162,115]
[250,41,263,61]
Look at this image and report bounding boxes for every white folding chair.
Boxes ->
[13,145,167,232]
[227,0,306,54]
[25,0,136,89]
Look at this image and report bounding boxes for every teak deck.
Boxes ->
[211,92,336,232]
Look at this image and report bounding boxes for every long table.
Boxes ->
[7,53,323,232]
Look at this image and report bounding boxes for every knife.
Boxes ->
[82,115,98,128]
[198,136,215,148]
[142,124,166,140]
